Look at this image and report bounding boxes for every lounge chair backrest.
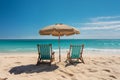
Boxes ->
[38,44,52,60]
[70,45,83,58]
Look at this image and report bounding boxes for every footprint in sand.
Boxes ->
[15,62,21,64]
[109,75,117,79]
[101,62,107,65]
[4,68,8,71]
[59,69,74,76]
[100,78,107,80]
[93,62,98,65]
[87,68,98,72]
[102,69,111,73]
[108,61,112,63]
[81,71,85,74]
[71,77,77,80]
[61,75,66,78]
[8,57,16,58]
[119,57,120,59]
[0,78,7,80]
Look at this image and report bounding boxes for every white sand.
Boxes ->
[0,51,120,80]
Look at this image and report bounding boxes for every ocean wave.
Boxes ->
[49,48,120,53]
[0,47,120,54]
[0,48,37,53]
[85,48,120,52]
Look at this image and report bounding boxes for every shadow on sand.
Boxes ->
[65,61,83,67]
[9,64,58,74]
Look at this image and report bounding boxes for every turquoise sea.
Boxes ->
[0,39,120,53]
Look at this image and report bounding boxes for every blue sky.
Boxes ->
[0,0,120,39]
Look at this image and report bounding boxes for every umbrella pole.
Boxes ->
[58,35,61,62]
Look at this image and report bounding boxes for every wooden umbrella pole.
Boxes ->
[58,33,61,62]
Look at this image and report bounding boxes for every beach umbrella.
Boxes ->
[39,23,80,62]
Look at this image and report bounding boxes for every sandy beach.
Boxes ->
[0,51,120,80]
[1,0,120,80]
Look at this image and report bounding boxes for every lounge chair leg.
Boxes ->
[36,58,41,66]
[66,52,71,63]
[69,58,73,63]
[51,57,55,62]
[36,61,40,66]
[49,62,51,66]
[80,57,85,64]
[65,58,68,63]
[66,58,69,62]
[77,58,79,62]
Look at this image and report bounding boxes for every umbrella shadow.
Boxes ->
[9,64,58,74]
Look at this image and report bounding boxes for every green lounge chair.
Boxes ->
[66,44,85,64]
[36,44,55,65]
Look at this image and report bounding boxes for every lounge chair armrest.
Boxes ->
[67,51,70,54]
[67,51,70,58]
[52,51,55,55]
[51,51,55,62]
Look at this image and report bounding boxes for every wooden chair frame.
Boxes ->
[36,44,55,65]
[66,44,85,64]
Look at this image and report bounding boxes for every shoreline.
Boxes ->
[0,49,120,56]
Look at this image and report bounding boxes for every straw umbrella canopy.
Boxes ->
[39,23,80,62]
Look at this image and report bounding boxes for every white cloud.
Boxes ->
[115,28,120,31]
[72,16,120,39]
[90,16,120,21]
[74,16,120,31]
[85,21,120,25]
[80,24,120,30]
